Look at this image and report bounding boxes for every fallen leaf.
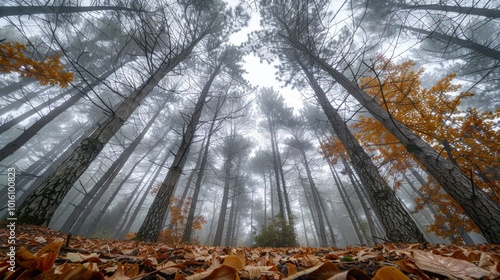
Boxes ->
[65,252,100,262]
[413,250,489,279]
[285,262,340,280]
[223,255,245,270]
[327,268,371,280]
[16,241,62,272]
[372,266,410,280]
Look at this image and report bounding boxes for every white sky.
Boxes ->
[227,3,305,112]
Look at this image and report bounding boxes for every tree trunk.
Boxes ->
[267,119,287,220]
[15,115,106,206]
[17,36,202,226]
[277,149,293,223]
[61,100,165,234]
[300,149,328,247]
[0,67,117,161]
[115,150,171,239]
[182,95,224,243]
[332,166,367,245]
[341,157,377,246]
[300,48,500,243]
[213,153,232,246]
[299,60,425,243]
[136,62,222,242]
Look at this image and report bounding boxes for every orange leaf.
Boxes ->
[16,241,62,272]
[372,266,410,280]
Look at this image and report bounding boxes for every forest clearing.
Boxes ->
[1,0,500,279]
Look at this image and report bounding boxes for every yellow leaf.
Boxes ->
[372,266,410,280]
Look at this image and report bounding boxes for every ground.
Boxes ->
[1,224,499,279]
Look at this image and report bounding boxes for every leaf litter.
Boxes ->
[1,225,500,279]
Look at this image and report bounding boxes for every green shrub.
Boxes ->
[254,214,298,247]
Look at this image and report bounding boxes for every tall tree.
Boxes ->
[16,1,231,226]
[256,0,500,243]
[257,88,295,223]
[136,45,246,242]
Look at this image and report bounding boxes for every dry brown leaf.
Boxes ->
[372,266,410,280]
[240,266,274,279]
[286,263,297,276]
[65,252,100,263]
[393,259,430,280]
[18,264,104,280]
[186,264,238,280]
[413,250,489,279]
[16,241,62,272]
[327,268,371,280]
[223,255,245,270]
[285,262,340,280]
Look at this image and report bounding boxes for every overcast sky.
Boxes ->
[227,3,306,112]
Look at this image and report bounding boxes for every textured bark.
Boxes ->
[115,151,170,239]
[16,37,201,226]
[299,61,425,243]
[341,157,377,245]
[300,48,500,243]
[16,116,105,206]
[136,62,221,242]
[0,93,83,161]
[59,118,163,234]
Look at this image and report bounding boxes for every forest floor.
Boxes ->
[1,224,499,280]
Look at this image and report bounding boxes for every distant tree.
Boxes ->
[255,214,298,247]
[257,88,295,224]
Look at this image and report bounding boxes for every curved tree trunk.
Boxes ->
[300,48,500,243]
[17,37,202,226]
[299,60,425,243]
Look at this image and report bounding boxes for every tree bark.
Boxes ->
[341,157,377,246]
[136,62,222,242]
[299,60,426,243]
[16,34,203,226]
[297,46,500,243]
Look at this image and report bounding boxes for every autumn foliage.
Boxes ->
[321,56,500,243]
[0,41,74,87]
[157,196,206,245]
